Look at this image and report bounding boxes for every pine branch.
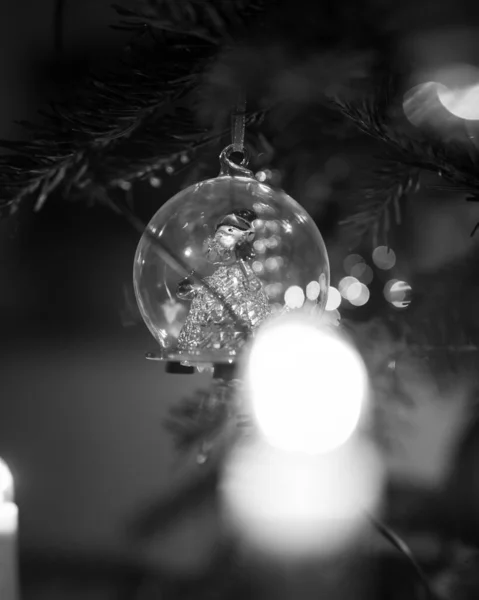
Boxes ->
[163,387,228,451]
[340,161,420,246]
[114,0,269,42]
[98,108,265,188]
[336,97,479,194]
[0,1,272,216]
[330,95,479,242]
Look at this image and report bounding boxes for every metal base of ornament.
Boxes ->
[161,362,238,378]
[165,361,195,374]
[145,347,239,366]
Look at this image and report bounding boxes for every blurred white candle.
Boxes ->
[221,313,384,559]
[0,459,19,600]
[222,437,383,559]
[242,313,370,455]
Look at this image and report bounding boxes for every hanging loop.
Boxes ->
[219,144,253,178]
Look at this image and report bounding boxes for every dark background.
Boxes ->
[0,0,219,580]
[2,1,479,598]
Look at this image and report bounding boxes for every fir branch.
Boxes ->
[340,161,420,245]
[100,109,265,187]
[333,96,479,241]
[114,0,270,43]
[0,1,272,215]
[336,97,479,194]
[163,388,228,451]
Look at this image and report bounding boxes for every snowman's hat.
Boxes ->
[215,209,256,232]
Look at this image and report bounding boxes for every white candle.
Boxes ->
[0,459,19,600]
[222,314,384,558]
[221,436,383,558]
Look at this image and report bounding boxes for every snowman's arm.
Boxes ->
[177,272,201,300]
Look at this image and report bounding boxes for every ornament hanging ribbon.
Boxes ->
[220,93,252,178]
[231,92,246,154]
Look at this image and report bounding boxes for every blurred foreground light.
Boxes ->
[243,314,369,454]
[221,438,383,558]
[325,286,341,310]
[323,308,341,328]
[403,82,448,127]
[0,459,13,503]
[384,279,412,308]
[438,83,479,120]
[372,246,396,270]
[434,63,479,120]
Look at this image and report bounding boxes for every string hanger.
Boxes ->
[231,92,246,154]
[220,92,251,177]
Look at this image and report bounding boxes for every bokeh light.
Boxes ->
[244,314,369,454]
[325,286,341,310]
[343,254,364,274]
[372,246,396,270]
[266,220,280,233]
[338,277,370,307]
[350,262,373,285]
[149,176,162,188]
[255,171,268,182]
[265,257,281,272]
[252,261,264,274]
[384,279,412,309]
[306,280,321,301]
[265,283,284,300]
[253,239,266,253]
[348,284,370,307]
[284,285,305,309]
[339,276,358,298]
[438,83,479,120]
[338,276,361,301]
[0,459,13,503]
[270,237,280,249]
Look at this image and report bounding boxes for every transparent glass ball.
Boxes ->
[133,153,329,364]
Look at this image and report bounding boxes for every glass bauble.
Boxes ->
[133,148,330,364]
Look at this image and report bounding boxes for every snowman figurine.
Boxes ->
[176,209,271,354]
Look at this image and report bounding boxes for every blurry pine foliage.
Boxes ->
[1,0,479,244]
